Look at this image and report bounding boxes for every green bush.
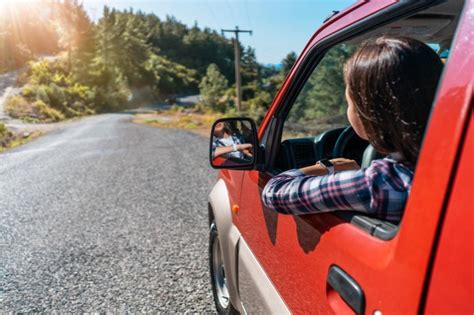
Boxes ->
[18,59,97,119]
[27,60,53,85]
[37,86,51,105]
[66,83,94,104]
[5,95,66,122]
[16,42,165,117]
[46,83,67,109]
[90,67,131,113]
[0,122,8,138]
[0,122,13,148]
[246,90,273,124]
[199,64,229,113]
[32,100,65,122]
[5,95,33,119]
[22,84,37,98]
[22,84,51,105]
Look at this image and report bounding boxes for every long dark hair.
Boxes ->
[344,36,443,165]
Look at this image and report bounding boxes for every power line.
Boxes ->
[205,0,223,32]
[243,0,253,30]
[224,0,237,26]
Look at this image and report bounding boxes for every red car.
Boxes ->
[208,0,473,314]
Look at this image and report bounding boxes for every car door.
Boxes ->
[234,0,471,313]
[424,110,473,314]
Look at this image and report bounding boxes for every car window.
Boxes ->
[268,1,463,240]
[282,43,357,140]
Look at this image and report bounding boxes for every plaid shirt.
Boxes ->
[211,135,243,159]
[262,157,413,222]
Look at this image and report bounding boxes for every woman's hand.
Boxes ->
[330,158,360,172]
[238,143,254,157]
[237,143,252,151]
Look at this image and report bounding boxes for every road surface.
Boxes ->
[0,114,217,312]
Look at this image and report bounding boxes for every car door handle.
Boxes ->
[327,265,365,315]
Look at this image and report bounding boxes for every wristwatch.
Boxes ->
[317,158,335,174]
[232,143,238,152]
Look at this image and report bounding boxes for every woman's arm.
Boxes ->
[262,159,369,215]
[262,158,407,222]
[213,143,253,158]
[214,146,235,158]
[262,169,370,215]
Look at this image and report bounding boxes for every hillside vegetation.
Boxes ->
[1,0,351,128]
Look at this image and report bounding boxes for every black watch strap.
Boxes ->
[318,158,335,174]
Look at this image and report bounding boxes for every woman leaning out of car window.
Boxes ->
[262,35,443,222]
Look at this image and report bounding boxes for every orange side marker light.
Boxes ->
[232,205,239,215]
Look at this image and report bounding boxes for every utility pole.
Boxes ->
[221,26,252,113]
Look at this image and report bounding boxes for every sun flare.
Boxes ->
[0,0,42,15]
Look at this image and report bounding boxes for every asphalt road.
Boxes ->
[0,114,217,312]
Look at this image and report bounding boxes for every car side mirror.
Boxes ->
[209,117,259,170]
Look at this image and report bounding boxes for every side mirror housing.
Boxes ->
[209,117,259,170]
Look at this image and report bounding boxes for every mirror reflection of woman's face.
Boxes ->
[214,122,225,136]
[215,122,224,131]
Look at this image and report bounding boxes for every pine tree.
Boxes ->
[288,43,356,124]
[281,52,297,75]
[144,54,197,96]
[240,47,263,103]
[241,47,260,85]
[199,64,229,112]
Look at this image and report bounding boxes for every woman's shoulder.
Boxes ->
[364,156,414,189]
[367,156,413,170]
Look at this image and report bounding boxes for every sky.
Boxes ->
[82,0,354,65]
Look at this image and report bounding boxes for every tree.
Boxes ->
[241,47,260,86]
[53,0,85,71]
[199,64,229,112]
[0,1,59,72]
[239,47,260,102]
[93,8,151,87]
[182,26,234,81]
[144,54,197,96]
[54,0,97,79]
[281,51,297,75]
[6,2,289,117]
[288,43,356,124]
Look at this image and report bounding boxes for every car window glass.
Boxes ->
[282,43,357,140]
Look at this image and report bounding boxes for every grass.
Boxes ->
[133,107,220,137]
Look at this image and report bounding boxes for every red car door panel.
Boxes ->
[424,110,473,314]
